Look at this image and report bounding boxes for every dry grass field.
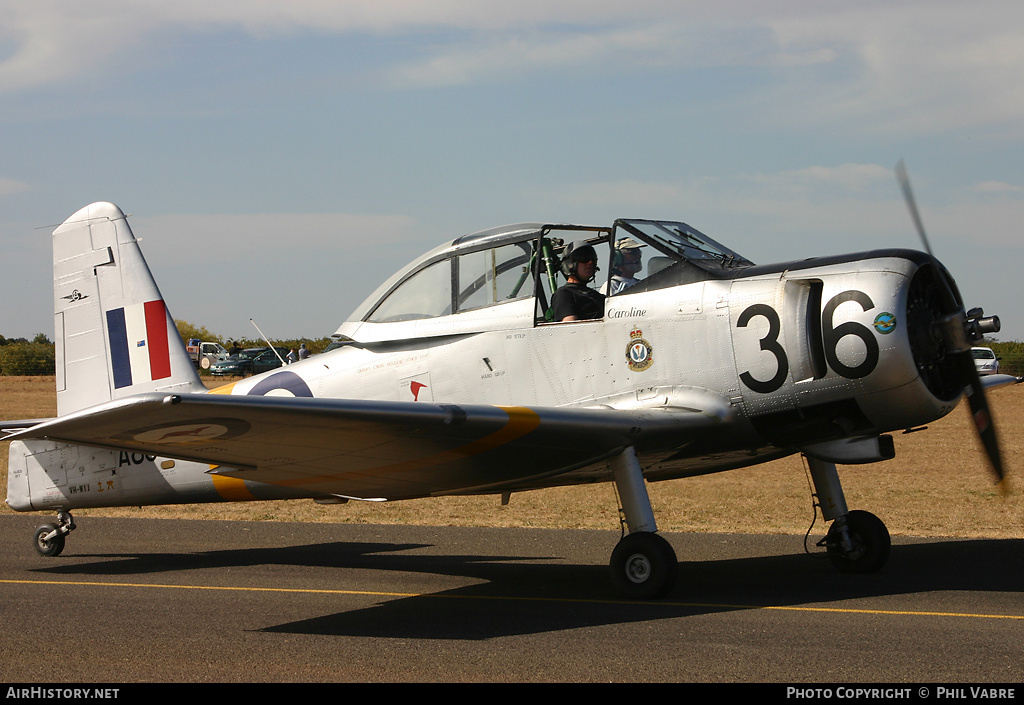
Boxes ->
[1,376,1021,538]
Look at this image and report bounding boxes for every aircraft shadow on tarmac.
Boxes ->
[255,538,1024,640]
[27,530,1024,640]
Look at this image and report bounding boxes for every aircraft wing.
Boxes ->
[9,392,732,500]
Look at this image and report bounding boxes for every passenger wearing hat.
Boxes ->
[551,241,605,322]
[602,237,645,296]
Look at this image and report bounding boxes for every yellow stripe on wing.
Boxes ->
[459,406,542,455]
[210,473,256,500]
[362,405,543,475]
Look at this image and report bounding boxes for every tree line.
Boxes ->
[987,340,1024,377]
[0,321,332,376]
[0,333,55,376]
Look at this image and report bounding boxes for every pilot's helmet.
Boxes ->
[560,241,599,280]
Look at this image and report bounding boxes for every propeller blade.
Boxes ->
[961,355,1005,484]
[895,159,934,257]
[895,160,1005,484]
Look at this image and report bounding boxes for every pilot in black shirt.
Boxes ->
[551,242,605,322]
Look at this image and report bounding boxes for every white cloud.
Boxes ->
[0,3,154,91]
[761,3,1024,134]
[382,20,836,89]
[0,0,672,92]
[974,180,1024,194]
[745,164,893,194]
[537,164,894,212]
[132,212,419,265]
[0,177,30,195]
[2,1,1023,140]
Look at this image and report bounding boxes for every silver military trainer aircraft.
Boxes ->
[3,175,1014,599]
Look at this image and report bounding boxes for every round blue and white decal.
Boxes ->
[248,370,314,398]
[873,312,897,335]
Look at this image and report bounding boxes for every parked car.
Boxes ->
[209,347,288,376]
[971,347,1000,376]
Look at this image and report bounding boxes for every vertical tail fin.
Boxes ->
[53,202,204,415]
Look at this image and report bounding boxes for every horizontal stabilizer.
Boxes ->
[979,374,1021,391]
[0,419,54,437]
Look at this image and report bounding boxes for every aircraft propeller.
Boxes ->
[895,160,1005,484]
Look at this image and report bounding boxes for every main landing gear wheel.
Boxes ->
[825,510,890,574]
[32,510,75,557]
[610,532,678,599]
[34,525,66,557]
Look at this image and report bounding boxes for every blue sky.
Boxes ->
[1,1,1022,342]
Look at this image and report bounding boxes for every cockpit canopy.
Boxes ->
[343,218,753,329]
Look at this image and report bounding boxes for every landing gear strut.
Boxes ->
[806,457,891,573]
[609,447,677,599]
[33,510,75,557]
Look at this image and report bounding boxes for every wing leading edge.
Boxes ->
[10,392,733,500]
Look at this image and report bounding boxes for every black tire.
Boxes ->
[826,510,890,573]
[34,524,65,557]
[609,532,678,599]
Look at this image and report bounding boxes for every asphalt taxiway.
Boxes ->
[1,514,1021,682]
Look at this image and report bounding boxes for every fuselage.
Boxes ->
[209,220,963,484]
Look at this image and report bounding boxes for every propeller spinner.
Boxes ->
[896,160,1005,483]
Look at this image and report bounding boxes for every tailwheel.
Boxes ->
[825,510,890,574]
[32,510,75,557]
[610,532,678,599]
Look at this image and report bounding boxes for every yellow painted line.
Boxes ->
[2,579,1021,620]
[707,603,1024,620]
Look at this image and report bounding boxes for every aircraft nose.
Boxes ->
[905,260,969,402]
[904,258,1005,483]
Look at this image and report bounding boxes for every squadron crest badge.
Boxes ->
[626,327,654,372]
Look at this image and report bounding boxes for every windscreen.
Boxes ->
[616,219,752,266]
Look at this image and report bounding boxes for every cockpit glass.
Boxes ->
[617,219,752,266]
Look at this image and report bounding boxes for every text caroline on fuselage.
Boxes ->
[607,307,646,319]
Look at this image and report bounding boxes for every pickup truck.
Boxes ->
[186,340,229,370]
